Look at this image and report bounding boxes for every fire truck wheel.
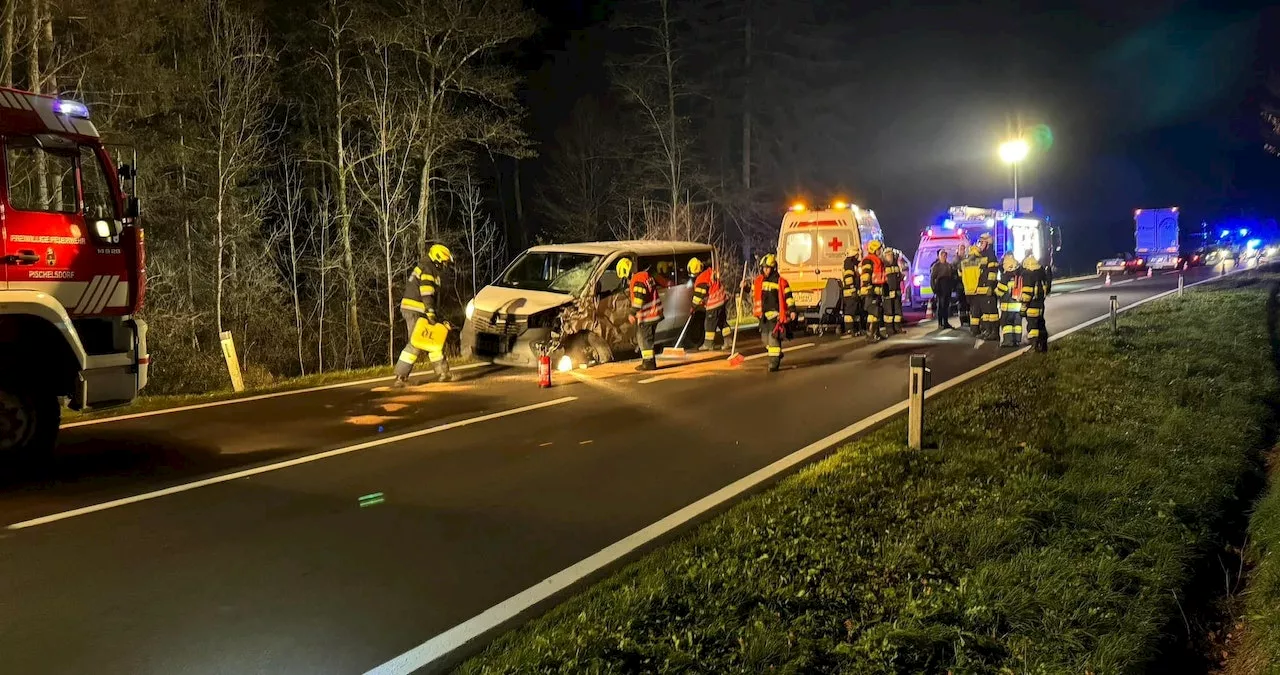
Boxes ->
[0,378,59,463]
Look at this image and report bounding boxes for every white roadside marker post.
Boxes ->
[908,354,926,450]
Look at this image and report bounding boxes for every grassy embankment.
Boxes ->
[462,276,1278,673]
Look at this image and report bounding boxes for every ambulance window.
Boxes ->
[782,232,814,265]
[5,138,77,214]
[80,146,115,221]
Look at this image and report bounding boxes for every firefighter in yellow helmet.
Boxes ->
[654,259,676,288]
[688,257,731,350]
[750,253,796,372]
[621,257,664,371]
[394,243,456,386]
[995,252,1024,348]
[976,233,1000,339]
[859,239,889,342]
[958,245,985,337]
[882,246,905,334]
[1020,253,1051,352]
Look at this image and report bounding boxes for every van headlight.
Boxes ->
[465,299,475,321]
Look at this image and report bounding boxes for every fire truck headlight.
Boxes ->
[93,219,118,240]
[465,299,475,321]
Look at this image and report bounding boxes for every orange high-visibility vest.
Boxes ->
[629,271,663,323]
[752,274,789,320]
[692,268,726,310]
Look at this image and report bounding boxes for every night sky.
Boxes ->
[522,0,1279,273]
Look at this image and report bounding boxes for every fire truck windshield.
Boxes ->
[5,137,77,214]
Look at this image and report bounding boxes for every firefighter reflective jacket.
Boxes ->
[859,254,886,296]
[692,267,727,310]
[629,270,663,324]
[995,268,1023,311]
[842,255,861,298]
[1020,264,1050,305]
[401,257,444,319]
[884,252,902,300]
[978,247,999,294]
[752,271,795,320]
[959,255,983,295]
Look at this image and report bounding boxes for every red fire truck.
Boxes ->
[0,88,149,464]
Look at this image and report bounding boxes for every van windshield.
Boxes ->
[498,251,603,295]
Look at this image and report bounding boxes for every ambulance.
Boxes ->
[775,201,884,322]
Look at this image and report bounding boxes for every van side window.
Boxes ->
[637,255,674,287]
[5,139,78,214]
[672,252,708,285]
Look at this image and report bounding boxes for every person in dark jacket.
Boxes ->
[929,250,957,329]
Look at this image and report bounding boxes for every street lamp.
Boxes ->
[998,139,1030,212]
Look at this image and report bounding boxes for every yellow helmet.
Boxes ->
[428,243,453,265]
[867,239,883,254]
[968,245,981,257]
[657,260,673,275]
[1002,252,1018,271]
[615,257,634,279]
[760,253,778,269]
[1023,254,1041,270]
[686,257,704,275]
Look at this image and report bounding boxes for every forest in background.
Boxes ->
[0,0,854,393]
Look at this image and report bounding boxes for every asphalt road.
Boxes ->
[0,267,1228,674]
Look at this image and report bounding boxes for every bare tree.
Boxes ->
[397,0,537,258]
[2,0,15,86]
[354,37,423,363]
[454,169,502,296]
[203,0,274,334]
[272,154,310,375]
[314,0,365,364]
[613,0,695,240]
[537,95,637,242]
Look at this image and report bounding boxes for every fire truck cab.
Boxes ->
[0,88,148,465]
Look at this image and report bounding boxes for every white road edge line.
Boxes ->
[10,397,578,530]
[365,266,1254,675]
[61,363,492,429]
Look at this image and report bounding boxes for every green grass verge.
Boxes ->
[461,277,1278,673]
[1241,473,1280,674]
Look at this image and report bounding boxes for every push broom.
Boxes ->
[658,314,695,360]
[727,259,750,366]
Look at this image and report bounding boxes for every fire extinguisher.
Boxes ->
[538,352,552,388]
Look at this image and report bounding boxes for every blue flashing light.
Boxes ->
[943,219,955,230]
[1248,238,1263,250]
[53,99,90,119]
[985,218,995,227]
[1220,229,1230,239]
[1240,228,1250,237]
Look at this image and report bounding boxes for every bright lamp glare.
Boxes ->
[998,139,1030,164]
[557,355,573,372]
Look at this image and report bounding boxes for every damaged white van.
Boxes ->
[460,240,717,369]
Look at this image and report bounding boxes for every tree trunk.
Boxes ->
[416,149,435,259]
[383,217,394,365]
[742,0,752,193]
[29,0,46,207]
[512,160,524,246]
[2,0,14,86]
[40,0,50,91]
[329,25,363,365]
[662,0,679,240]
[215,147,225,334]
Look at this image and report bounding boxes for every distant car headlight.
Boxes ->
[465,299,475,320]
